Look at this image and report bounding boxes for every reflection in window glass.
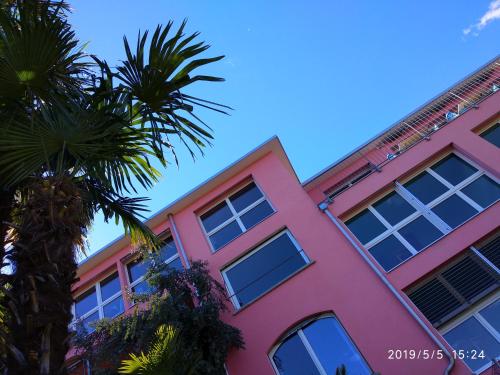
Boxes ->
[240,200,274,228]
[209,221,243,249]
[372,191,416,225]
[103,296,124,318]
[100,273,121,301]
[229,182,263,212]
[404,171,448,204]
[432,195,478,229]
[345,209,386,245]
[200,202,233,232]
[224,231,308,308]
[271,316,370,375]
[368,235,412,271]
[480,123,500,148]
[444,316,500,371]
[431,154,477,186]
[479,300,500,333]
[75,288,97,318]
[398,216,443,251]
[82,311,99,333]
[461,175,500,208]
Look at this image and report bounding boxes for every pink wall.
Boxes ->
[71,92,499,374]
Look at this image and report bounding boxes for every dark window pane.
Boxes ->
[127,258,150,284]
[461,175,500,208]
[398,216,443,251]
[345,209,386,245]
[100,273,121,301]
[75,288,97,317]
[225,233,307,307]
[132,279,152,294]
[103,296,124,318]
[373,191,416,225]
[81,311,99,333]
[303,317,371,375]
[209,220,243,250]
[480,123,500,148]
[479,300,500,333]
[404,171,448,204]
[432,194,478,229]
[444,317,500,371]
[229,182,263,212]
[272,333,320,375]
[158,237,178,262]
[431,154,477,186]
[200,202,233,232]
[166,256,183,271]
[368,235,412,271]
[240,200,273,228]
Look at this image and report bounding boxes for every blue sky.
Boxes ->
[69,0,500,256]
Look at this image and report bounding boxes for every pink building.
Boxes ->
[68,57,500,375]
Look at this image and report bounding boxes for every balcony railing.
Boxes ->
[326,57,500,199]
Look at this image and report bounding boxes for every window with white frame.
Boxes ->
[344,153,500,271]
[72,272,124,333]
[480,122,500,148]
[269,315,371,375]
[126,237,183,294]
[222,230,309,309]
[199,181,274,251]
[441,293,500,373]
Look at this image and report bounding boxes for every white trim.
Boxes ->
[298,329,328,375]
[346,152,500,272]
[471,246,500,275]
[198,181,275,252]
[440,292,500,374]
[221,230,308,309]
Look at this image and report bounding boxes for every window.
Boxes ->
[480,123,500,148]
[345,153,500,271]
[441,294,500,373]
[200,182,274,251]
[127,237,183,294]
[222,230,309,309]
[72,272,124,332]
[269,315,371,375]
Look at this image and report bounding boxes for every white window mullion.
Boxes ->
[297,329,328,375]
[454,190,484,212]
[95,282,104,319]
[221,271,240,309]
[395,182,452,233]
[225,198,246,232]
[470,246,500,275]
[475,312,500,342]
[392,232,418,255]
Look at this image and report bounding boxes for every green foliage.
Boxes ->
[73,260,243,375]
[118,325,199,375]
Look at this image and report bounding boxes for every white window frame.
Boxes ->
[348,152,499,272]
[126,237,182,293]
[440,292,500,374]
[221,229,309,310]
[199,181,274,252]
[268,313,370,375]
[71,270,124,329]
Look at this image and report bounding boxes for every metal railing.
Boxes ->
[325,57,500,199]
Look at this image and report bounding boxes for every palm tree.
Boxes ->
[119,325,200,375]
[0,2,228,373]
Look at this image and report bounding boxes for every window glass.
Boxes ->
[131,279,151,294]
[479,300,500,333]
[75,288,97,317]
[398,216,442,251]
[224,232,307,308]
[200,202,232,232]
[209,221,243,250]
[432,194,478,229]
[444,316,500,371]
[404,171,448,204]
[461,175,500,208]
[103,296,124,318]
[100,273,121,301]
[229,182,263,212]
[345,209,386,245]
[158,238,178,261]
[431,154,477,186]
[165,256,183,271]
[272,334,321,375]
[368,235,412,271]
[372,191,416,225]
[480,123,500,148]
[82,311,99,333]
[240,200,273,228]
[127,258,149,284]
[271,317,370,375]
[303,317,371,375]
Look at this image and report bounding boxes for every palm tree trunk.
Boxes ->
[7,177,85,375]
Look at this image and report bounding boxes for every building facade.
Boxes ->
[68,57,500,375]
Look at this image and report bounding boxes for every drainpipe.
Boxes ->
[168,213,191,269]
[318,200,454,375]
